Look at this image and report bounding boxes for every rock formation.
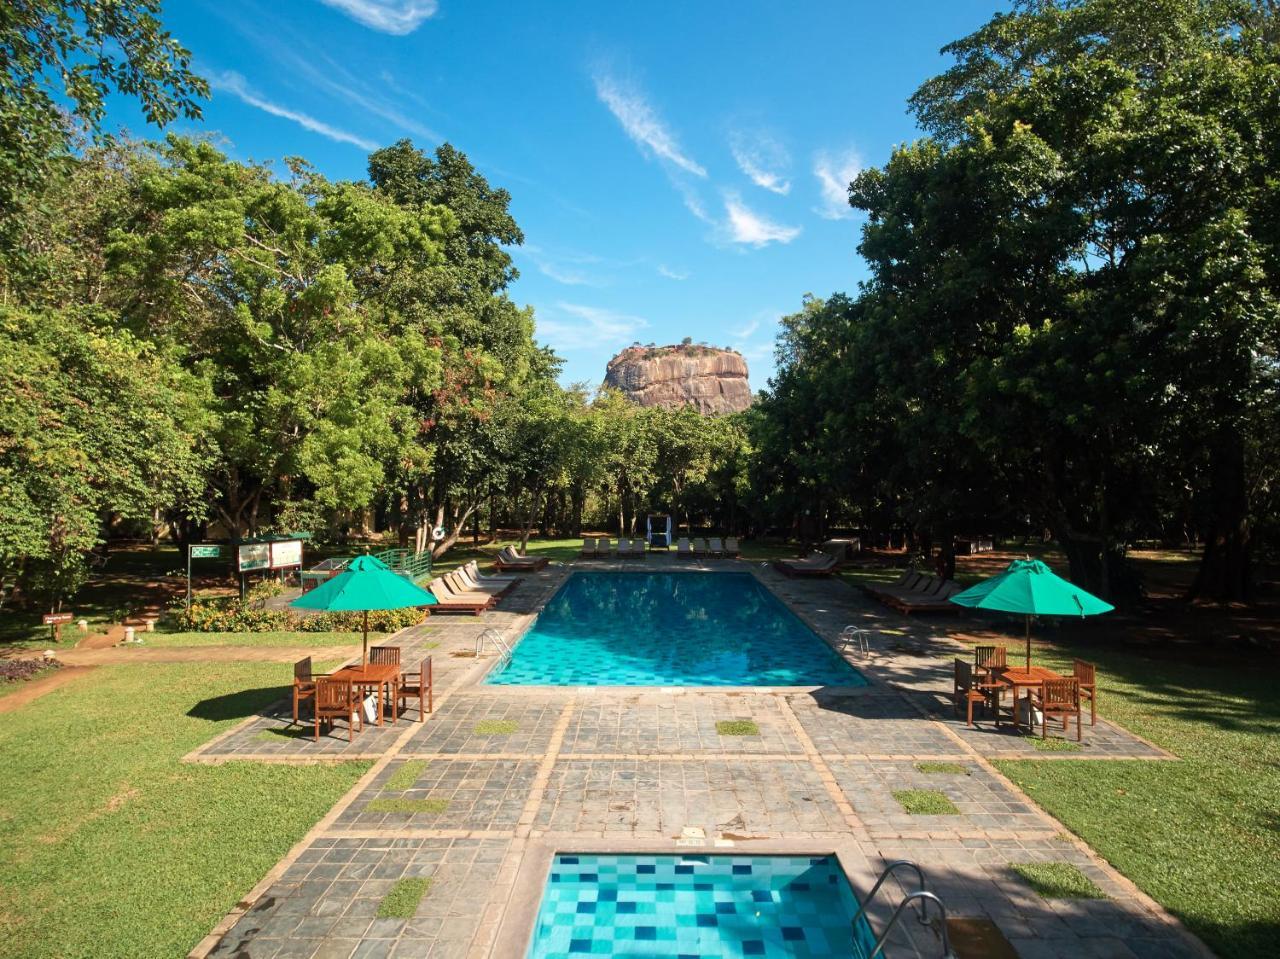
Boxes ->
[603,344,752,414]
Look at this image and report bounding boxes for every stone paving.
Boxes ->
[196,557,1207,959]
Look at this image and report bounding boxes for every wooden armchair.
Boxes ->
[973,645,1007,681]
[313,678,362,742]
[369,646,401,666]
[397,657,434,721]
[953,658,995,727]
[1036,678,1082,741]
[292,656,329,723]
[1073,659,1098,725]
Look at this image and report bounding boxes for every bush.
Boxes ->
[171,598,425,634]
[0,659,61,683]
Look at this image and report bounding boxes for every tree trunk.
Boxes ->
[520,480,544,552]
[1188,426,1252,603]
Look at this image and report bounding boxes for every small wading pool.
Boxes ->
[526,853,878,958]
[485,571,866,687]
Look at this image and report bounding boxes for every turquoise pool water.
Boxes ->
[486,571,866,687]
[526,853,878,958]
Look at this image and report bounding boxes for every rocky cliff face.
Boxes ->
[603,345,752,414]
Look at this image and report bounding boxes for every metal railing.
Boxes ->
[854,860,955,959]
[476,627,513,667]
[374,547,433,583]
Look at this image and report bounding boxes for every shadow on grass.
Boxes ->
[187,685,290,723]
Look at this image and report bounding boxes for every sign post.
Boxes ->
[42,612,73,643]
[187,544,226,609]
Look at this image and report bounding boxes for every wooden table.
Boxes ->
[330,662,400,726]
[995,666,1063,732]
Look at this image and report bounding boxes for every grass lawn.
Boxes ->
[145,629,372,649]
[0,661,369,959]
[952,636,1280,959]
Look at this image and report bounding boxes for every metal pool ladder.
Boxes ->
[853,860,956,959]
[476,628,513,667]
[841,625,871,657]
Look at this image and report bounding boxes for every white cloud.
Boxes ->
[316,0,438,34]
[536,302,648,352]
[593,72,706,178]
[209,70,378,150]
[657,264,689,280]
[722,192,801,247]
[732,319,760,339]
[813,148,862,219]
[524,247,605,287]
[730,130,791,195]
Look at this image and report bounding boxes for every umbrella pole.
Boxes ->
[362,609,369,667]
[1025,615,1032,672]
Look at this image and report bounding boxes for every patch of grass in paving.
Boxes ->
[384,760,429,792]
[715,720,760,736]
[892,789,959,815]
[1033,737,1083,752]
[473,719,519,735]
[977,637,1280,959]
[1011,862,1106,900]
[147,630,371,649]
[377,877,433,918]
[365,797,450,814]
[914,761,970,775]
[0,662,369,959]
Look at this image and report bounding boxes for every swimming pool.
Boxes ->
[526,853,878,958]
[485,571,866,687]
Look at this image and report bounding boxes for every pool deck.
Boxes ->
[192,556,1209,959]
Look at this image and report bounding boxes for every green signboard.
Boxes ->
[189,545,224,559]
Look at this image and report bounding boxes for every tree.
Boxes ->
[0,0,206,256]
[0,307,210,610]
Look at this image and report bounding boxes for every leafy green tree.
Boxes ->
[0,0,206,256]
[0,307,210,610]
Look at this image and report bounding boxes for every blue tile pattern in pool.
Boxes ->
[527,854,878,958]
[486,571,866,687]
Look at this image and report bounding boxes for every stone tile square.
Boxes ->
[338,758,538,830]
[788,690,963,756]
[401,694,569,755]
[560,693,801,755]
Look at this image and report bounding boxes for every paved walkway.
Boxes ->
[191,558,1209,959]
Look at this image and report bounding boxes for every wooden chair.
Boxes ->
[292,656,328,723]
[953,658,994,727]
[369,646,401,666]
[1036,678,1082,741]
[973,645,1007,682]
[397,657,433,721]
[313,678,362,742]
[1073,659,1098,725]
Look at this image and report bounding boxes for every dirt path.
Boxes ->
[0,666,96,714]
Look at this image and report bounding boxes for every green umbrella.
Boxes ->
[949,558,1113,670]
[291,555,436,665]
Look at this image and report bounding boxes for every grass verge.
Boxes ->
[384,760,429,792]
[473,720,519,735]
[914,761,970,775]
[967,636,1280,959]
[892,789,959,815]
[146,630,370,649]
[716,720,760,736]
[1011,863,1105,899]
[0,662,369,959]
[377,877,432,918]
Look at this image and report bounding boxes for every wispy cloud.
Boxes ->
[813,148,862,219]
[730,130,791,195]
[592,72,706,178]
[733,319,760,339]
[524,246,607,287]
[723,192,801,247]
[657,264,689,281]
[317,0,438,34]
[209,70,377,150]
[536,302,648,352]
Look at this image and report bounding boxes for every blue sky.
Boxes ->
[107,0,1006,388]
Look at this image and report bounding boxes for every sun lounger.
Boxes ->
[774,552,839,577]
[453,567,513,597]
[440,571,500,602]
[708,537,725,557]
[692,537,709,556]
[676,537,693,557]
[428,579,492,614]
[464,560,516,585]
[724,537,740,556]
[862,569,965,613]
[580,537,597,557]
[493,546,549,571]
